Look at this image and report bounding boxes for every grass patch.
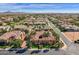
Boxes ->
[0,46,10,49]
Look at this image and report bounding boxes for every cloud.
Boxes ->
[0,3,78,13]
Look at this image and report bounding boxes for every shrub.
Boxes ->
[24,30,29,34]
[0,23,2,26]
[9,39,22,48]
[30,30,36,35]
[43,31,50,37]
[0,40,7,46]
[18,16,26,20]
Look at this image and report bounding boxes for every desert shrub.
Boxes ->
[43,31,50,37]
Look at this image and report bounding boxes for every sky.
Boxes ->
[0,3,79,13]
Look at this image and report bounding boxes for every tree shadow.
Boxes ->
[15,48,28,54]
[30,50,41,54]
[43,49,49,53]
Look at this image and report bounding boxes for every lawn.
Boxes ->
[0,46,10,49]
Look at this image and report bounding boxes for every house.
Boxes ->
[0,26,12,31]
[0,31,27,48]
[14,25,28,30]
[34,22,46,25]
[0,17,14,22]
[30,30,56,45]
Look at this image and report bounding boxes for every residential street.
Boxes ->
[46,17,71,46]
[0,45,79,55]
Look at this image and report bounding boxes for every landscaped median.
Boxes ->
[60,38,67,49]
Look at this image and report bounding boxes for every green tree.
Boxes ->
[30,30,36,35]
[43,31,50,37]
[9,39,22,48]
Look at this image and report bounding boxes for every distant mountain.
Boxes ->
[4,11,13,13]
[0,11,27,15]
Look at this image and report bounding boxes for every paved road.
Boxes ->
[0,46,79,55]
[60,33,72,46]
[46,18,71,47]
[0,49,71,55]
